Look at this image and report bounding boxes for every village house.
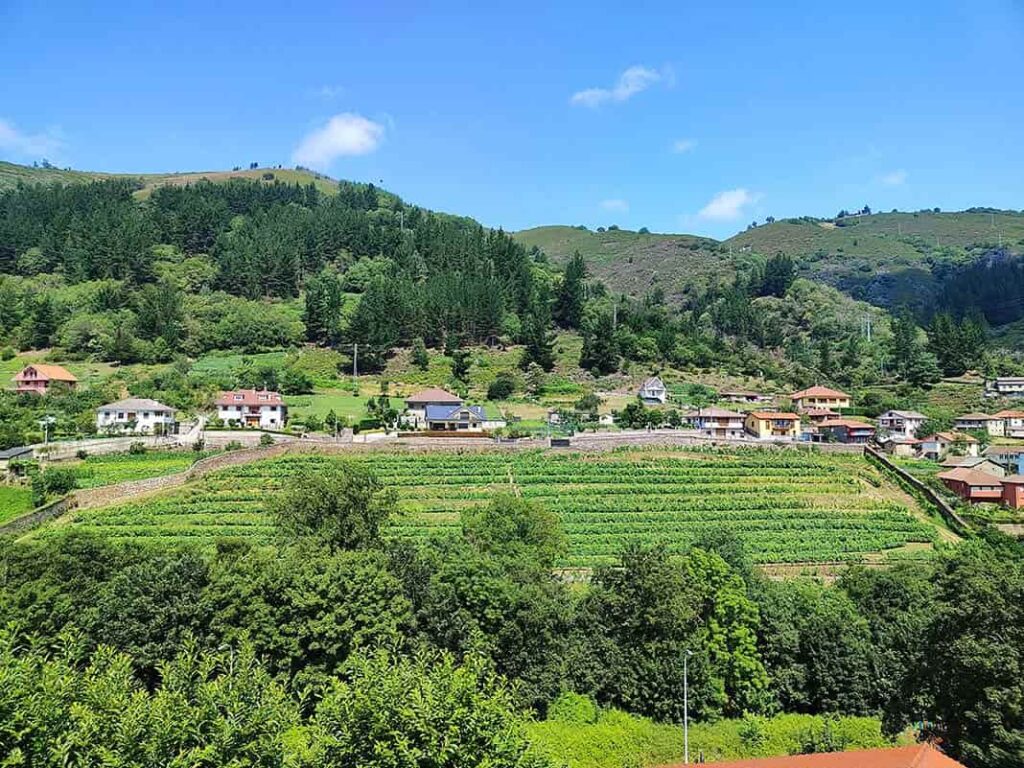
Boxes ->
[939,455,1005,477]
[803,407,841,425]
[744,411,801,440]
[994,409,1024,438]
[0,446,34,476]
[876,410,927,439]
[96,398,177,435]
[986,376,1024,398]
[718,389,772,405]
[877,435,921,457]
[938,466,1004,503]
[919,432,979,460]
[984,445,1024,474]
[215,388,287,428]
[1001,475,1024,510]
[638,376,667,404]
[817,419,876,444]
[423,404,490,431]
[789,385,851,412]
[684,407,745,439]
[953,412,1005,437]
[12,364,78,395]
[404,388,464,429]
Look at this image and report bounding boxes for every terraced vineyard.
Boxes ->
[44,448,942,565]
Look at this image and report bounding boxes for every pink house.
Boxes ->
[12,364,78,395]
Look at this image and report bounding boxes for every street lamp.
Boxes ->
[684,648,694,764]
[38,415,56,445]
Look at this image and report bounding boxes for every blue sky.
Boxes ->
[1,0,1022,239]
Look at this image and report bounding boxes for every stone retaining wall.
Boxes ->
[0,495,76,536]
[864,446,970,534]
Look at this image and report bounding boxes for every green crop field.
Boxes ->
[0,486,34,525]
[71,451,209,489]
[44,448,944,565]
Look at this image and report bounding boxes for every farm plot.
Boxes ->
[71,451,209,489]
[45,448,942,566]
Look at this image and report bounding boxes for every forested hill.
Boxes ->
[517,210,1024,327]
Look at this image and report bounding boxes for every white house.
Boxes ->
[877,410,927,439]
[994,410,1024,439]
[919,432,979,460]
[986,377,1024,398]
[96,398,176,435]
[215,389,287,428]
[639,376,667,404]
[954,413,1005,437]
[404,388,464,429]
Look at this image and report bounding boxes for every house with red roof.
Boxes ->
[12,364,78,395]
[658,742,964,768]
[938,466,1004,503]
[994,409,1024,438]
[404,388,464,429]
[919,432,979,460]
[790,385,851,412]
[215,388,287,428]
[744,411,801,439]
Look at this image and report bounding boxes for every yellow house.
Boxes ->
[790,385,851,411]
[744,411,802,440]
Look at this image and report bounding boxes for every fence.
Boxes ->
[864,446,970,534]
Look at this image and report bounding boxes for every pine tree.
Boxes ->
[580,311,619,375]
[410,337,429,371]
[553,251,587,328]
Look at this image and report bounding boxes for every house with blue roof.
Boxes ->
[424,403,488,431]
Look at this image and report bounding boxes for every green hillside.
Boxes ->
[0,160,340,196]
[514,225,751,299]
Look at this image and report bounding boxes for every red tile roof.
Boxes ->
[13,364,78,382]
[748,411,800,421]
[819,419,875,430]
[938,467,1004,486]
[791,386,850,400]
[922,432,978,444]
[659,743,964,768]
[215,389,285,407]
[405,388,463,404]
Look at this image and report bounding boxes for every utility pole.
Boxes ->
[353,343,358,383]
[683,649,694,764]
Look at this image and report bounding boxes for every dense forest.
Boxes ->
[1,465,1021,766]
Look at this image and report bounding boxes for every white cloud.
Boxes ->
[316,85,345,100]
[291,113,384,169]
[570,65,665,107]
[600,198,629,212]
[698,188,760,221]
[0,118,64,159]
[879,169,908,186]
[671,138,697,154]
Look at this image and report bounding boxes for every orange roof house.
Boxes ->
[659,743,964,768]
[790,386,851,411]
[404,388,463,407]
[744,411,801,439]
[938,466,1004,503]
[12,364,78,395]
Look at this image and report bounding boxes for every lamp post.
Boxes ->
[38,415,56,445]
[684,648,693,764]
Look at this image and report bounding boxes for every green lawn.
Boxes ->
[285,391,368,421]
[0,486,34,524]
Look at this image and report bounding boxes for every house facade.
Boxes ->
[877,435,921,457]
[424,404,487,431]
[12,364,78,395]
[817,419,876,444]
[938,467,1004,503]
[877,410,926,439]
[96,398,176,435]
[744,411,801,440]
[939,456,1005,477]
[1001,476,1024,510]
[685,407,745,439]
[984,445,1024,474]
[919,432,979,460]
[994,410,1024,438]
[789,386,851,412]
[986,376,1024,398]
[954,413,1005,437]
[404,388,464,429]
[638,376,667,404]
[216,389,287,428]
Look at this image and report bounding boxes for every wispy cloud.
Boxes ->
[0,118,64,159]
[879,169,908,186]
[570,65,668,108]
[671,138,697,154]
[600,198,629,213]
[315,85,345,101]
[698,188,760,221]
[292,113,384,169]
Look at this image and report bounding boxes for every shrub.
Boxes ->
[128,442,147,455]
[75,449,89,460]
[192,439,205,452]
[259,433,274,447]
[488,372,517,401]
[224,440,243,452]
[0,346,15,361]
[547,692,599,724]
[31,466,78,506]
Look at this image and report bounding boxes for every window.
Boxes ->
[234,394,243,401]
